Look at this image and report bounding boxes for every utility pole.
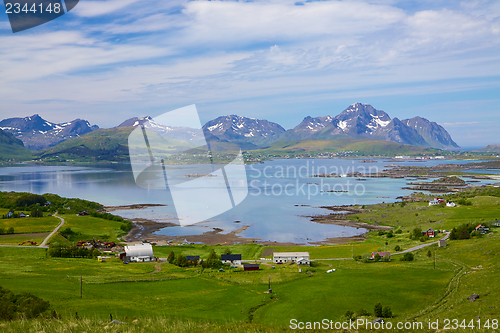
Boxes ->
[80,275,82,298]
[434,251,436,270]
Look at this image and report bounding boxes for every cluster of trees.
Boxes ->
[48,245,100,259]
[167,249,229,269]
[448,222,489,240]
[30,208,43,217]
[0,286,51,321]
[0,227,14,235]
[344,304,392,320]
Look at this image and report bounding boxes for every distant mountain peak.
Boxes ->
[0,114,98,150]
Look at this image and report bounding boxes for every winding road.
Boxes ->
[391,232,450,255]
[39,213,65,247]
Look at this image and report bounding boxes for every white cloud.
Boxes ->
[73,0,141,17]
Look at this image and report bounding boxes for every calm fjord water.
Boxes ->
[0,159,493,243]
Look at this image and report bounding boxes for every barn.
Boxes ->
[124,243,154,262]
[243,264,260,271]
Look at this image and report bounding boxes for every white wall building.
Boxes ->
[124,243,154,262]
[273,252,310,265]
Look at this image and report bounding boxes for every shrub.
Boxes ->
[382,306,392,318]
[357,308,370,317]
[344,310,355,320]
[394,245,401,252]
[0,286,50,321]
[395,229,402,234]
[386,231,394,238]
[374,303,383,317]
[400,252,414,261]
[420,235,429,242]
[427,250,432,258]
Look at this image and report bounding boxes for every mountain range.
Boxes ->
[0,103,459,161]
[200,103,459,149]
[0,114,99,150]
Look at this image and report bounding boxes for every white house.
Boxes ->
[220,254,241,265]
[273,252,310,265]
[124,243,154,262]
[429,200,439,206]
[446,201,456,207]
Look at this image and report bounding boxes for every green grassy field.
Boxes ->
[0,188,500,331]
[0,216,60,234]
[52,215,128,245]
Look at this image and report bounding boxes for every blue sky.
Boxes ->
[0,0,499,147]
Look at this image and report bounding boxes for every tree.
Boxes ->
[175,255,188,267]
[427,250,432,258]
[344,310,355,320]
[357,308,370,317]
[167,251,175,264]
[411,227,422,240]
[374,253,381,262]
[382,306,392,318]
[394,245,401,252]
[223,247,232,255]
[207,249,218,261]
[374,303,383,317]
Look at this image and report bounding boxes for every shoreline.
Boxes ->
[116,204,373,246]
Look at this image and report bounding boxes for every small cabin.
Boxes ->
[371,252,390,260]
[422,228,436,238]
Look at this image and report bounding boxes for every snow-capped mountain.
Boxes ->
[202,115,286,146]
[0,114,99,150]
[118,116,205,143]
[279,103,458,148]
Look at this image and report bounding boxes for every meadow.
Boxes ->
[0,187,499,332]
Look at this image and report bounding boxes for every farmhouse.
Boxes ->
[221,254,242,265]
[243,263,260,271]
[429,198,445,206]
[371,252,390,260]
[19,213,26,218]
[78,211,89,216]
[6,211,13,218]
[422,228,436,238]
[446,201,456,207]
[273,252,310,265]
[186,256,200,263]
[475,225,489,234]
[124,243,154,262]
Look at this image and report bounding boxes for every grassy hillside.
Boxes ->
[35,127,195,163]
[252,139,440,157]
[0,129,33,161]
